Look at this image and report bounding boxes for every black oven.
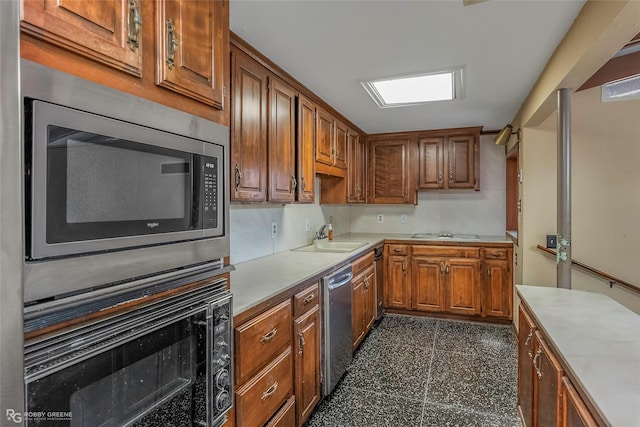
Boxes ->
[23,277,232,427]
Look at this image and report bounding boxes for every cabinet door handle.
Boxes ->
[438,172,443,183]
[291,176,297,192]
[393,248,403,253]
[487,269,492,279]
[261,382,279,401]
[525,329,534,358]
[127,0,142,51]
[234,164,242,190]
[260,328,277,343]
[489,251,501,257]
[445,265,450,274]
[440,263,445,275]
[303,294,315,305]
[449,172,454,181]
[298,331,305,354]
[364,278,369,289]
[533,347,543,379]
[301,177,306,192]
[166,19,179,69]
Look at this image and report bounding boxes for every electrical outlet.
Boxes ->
[271,221,278,239]
[400,214,407,224]
[377,214,384,223]
[305,218,311,231]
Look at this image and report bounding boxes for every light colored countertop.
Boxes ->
[516,285,640,427]
[231,232,511,315]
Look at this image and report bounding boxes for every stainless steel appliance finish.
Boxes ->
[24,276,233,427]
[21,60,230,303]
[0,0,25,416]
[374,245,384,320]
[322,264,353,396]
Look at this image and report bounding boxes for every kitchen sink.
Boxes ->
[411,233,480,240]
[293,240,368,253]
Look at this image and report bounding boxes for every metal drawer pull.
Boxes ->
[393,248,403,253]
[165,19,179,69]
[299,331,305,353]
[261,382,278,401]
[303,294,315,304]
[127,0,142,51]
[260,328,277,343]
[533,347,543,379]
[490,251,501,257]
[525,329,534,358]
[234,164,242,190]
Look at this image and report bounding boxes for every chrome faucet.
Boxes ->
[316,224,328,240]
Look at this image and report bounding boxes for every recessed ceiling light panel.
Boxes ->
[602,73,640,102]
[362,67,465,108]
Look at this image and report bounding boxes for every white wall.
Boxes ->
[521,86,640,313]
[349,135,506,235]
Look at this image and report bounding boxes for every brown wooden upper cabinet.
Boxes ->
[268,76,297,203]
[155,0,226,109]
[21,0,144,77]
[231,47,268,202]
[368,139,415,204]
[418,127,481,191]
[347,129,366,203]
[297,95,316,203]
[315,107,347,174]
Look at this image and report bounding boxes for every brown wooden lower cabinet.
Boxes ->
[518,304,601,427]
[384,243,512,321]
[293,304,320,426]
[352,264,376,350]
[266,396,296,427]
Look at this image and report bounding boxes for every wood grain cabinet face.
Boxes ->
[231,48,268,202]
[418,130,480,191]
[333,119,348,169]
[532,331,564,427]
[268,76,296,203]
[21,0,143,77]
[518,305,537,427]
[155,0,225,109]
[444,258,482,316]
[294,306,320,426]
[484,258,512,319]
[561,377,598,427]
[296,95,316,203]
[351,273,366,350]
[369,139,414,204]
[347,130,366,203]
[411,257,446,312]
[363,267,376,332]
[385,253,410,309]
[315,107,334,166]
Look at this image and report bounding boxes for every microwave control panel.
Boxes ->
[201,156,218,228]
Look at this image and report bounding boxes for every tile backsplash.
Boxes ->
[230,136,505,264]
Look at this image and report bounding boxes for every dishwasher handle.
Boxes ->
[327,272,353,291]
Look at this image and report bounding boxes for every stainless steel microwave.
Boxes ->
[22,60,230,303]
[27,99,223,260]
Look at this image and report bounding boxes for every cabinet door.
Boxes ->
[294,306,321,426]
[560,377,598,427]
[412,257,445,312]
[347,130,365,203]
[447,135,477,189]
[444,258,481,316]
[352,273,366,350]
[156,0,225,108]
[334,119,348,169]
[231,49,268,202]
[483,259,512,319]
[363,266,376,331]
[518,305,537,427]
[21,0,143,77]
[315,107,334,166]
[297,95,316,203]
[385,255,410,309]
[533,331,564,427]
[268,77,296,203]
[369,139,413,204]
[418,137,445,189]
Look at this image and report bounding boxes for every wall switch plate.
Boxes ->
[377,214,384,223]
[400,214,407,223]
[272,221,278,239]
[305,218,310,231]
[546,234,557,249]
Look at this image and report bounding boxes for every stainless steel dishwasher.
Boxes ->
[322,264,353,396]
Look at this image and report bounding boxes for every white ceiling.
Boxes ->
[230,0,586,134]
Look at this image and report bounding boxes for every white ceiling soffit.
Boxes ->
[230,0,585,134]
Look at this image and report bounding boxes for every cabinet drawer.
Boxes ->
[265,395,296,427]
[293,283,319,317]
[235,300,292,384]
[412,245,480,258]
[236,348,294,427]
[387,244,409,256]
[484,248,509,260]
[352,251,374,276]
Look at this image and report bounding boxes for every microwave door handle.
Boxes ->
[192,155,202,229]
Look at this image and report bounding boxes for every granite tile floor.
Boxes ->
[305,314,521,427]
